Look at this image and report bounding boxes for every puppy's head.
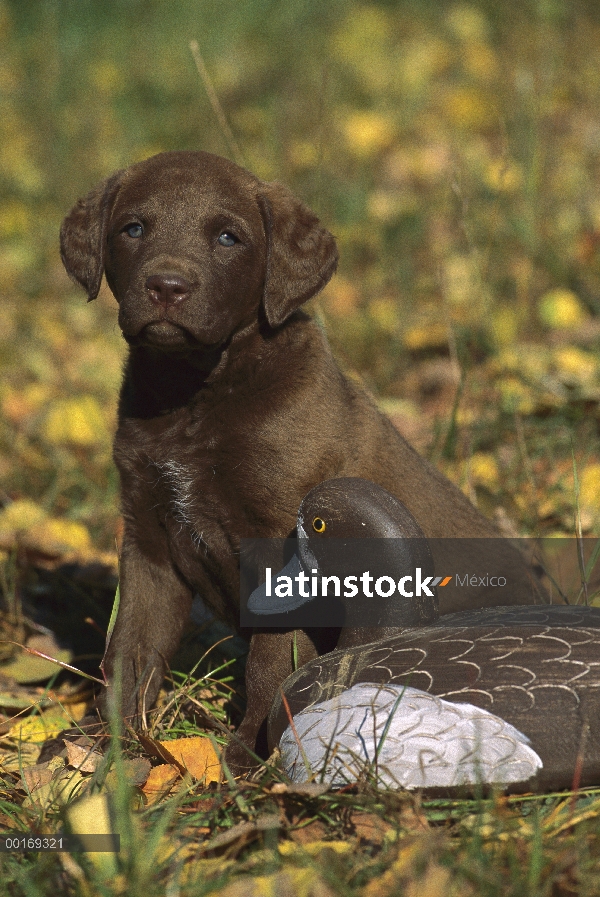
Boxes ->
[60,151,338,353]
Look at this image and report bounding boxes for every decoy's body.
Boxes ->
[248,478,600,793]
[269,605,600,792]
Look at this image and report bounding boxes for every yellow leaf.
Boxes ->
[446,5,490,41]
[141,764,181,804]
[580,464,600,515]
[369,298,400,333]
[1,383,52,424]
[279,839,352,857]
[323,277,361,316]
[491,307,520,346]
[469,453,499,489]
[22,518,92,556]
[444,86,497,129]
[343,111,395,158]
[0,499,46,535]
[485,159,523,193]
[404,322,448,351]
[553,347,597,383]
[66,792,119,877]
[9,708,75,743]
[0,632,73,683]
[157,736,222,784]
[66,702,89,721]
[42,396,109,447]
[538,289,588,329]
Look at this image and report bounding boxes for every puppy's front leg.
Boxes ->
[226,628,336,774]
[102,537,192,726]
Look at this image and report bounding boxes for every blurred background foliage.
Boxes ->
[1,0,600,557]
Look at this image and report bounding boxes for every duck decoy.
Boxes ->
[246,478,600,793]
[245,477,546,626]
[246,478,439,629]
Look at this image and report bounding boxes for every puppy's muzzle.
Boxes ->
[145,274,191,309]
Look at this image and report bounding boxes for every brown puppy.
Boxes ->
[60,151,539,770]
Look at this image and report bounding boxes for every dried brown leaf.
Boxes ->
[141,764,181,804]
[65,741,103,773]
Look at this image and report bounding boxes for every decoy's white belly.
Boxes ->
[280,683,543,790]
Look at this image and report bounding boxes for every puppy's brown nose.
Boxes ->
[145,274,190,307]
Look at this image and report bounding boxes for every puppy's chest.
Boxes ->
[117,401,292,553]
[151,457,209,545]
[145,433,238,528]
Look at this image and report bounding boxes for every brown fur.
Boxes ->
[60,151,538,770]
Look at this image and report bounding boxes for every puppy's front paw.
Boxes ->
[224,736,264,778]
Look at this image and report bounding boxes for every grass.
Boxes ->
[1,0,600,892]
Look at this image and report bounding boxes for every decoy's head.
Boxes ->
[297,478,438,626]
[247,477,439,627]
[297,477,428,542]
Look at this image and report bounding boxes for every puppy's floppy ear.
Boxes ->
[258,182,338,327]
[60,171,123,301]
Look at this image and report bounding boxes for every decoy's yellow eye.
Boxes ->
[312,517,326,533]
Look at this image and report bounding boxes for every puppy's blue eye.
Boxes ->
[217,232,238,247]
[124,223,143,238]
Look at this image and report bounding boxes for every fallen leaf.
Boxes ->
[21,762,56,792]
[0,634,73,684]
[405,862,452,897]
[8,708,76,742]
[22,767,87,809]
[141,764,181,804]
[349,811,394,846]
[279,839,352,857]
[538,289,588,329]
[42,396,109,447]
[137,733,186,773]
[103,758,151,790]
[218,869,335,897]
[21,518,92,556]
[289,819,328,845]
[157,736,221,784]
[65,702,89,722]
[0,499,46,536]
[66,792,119,877]
[65,741,103,773]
